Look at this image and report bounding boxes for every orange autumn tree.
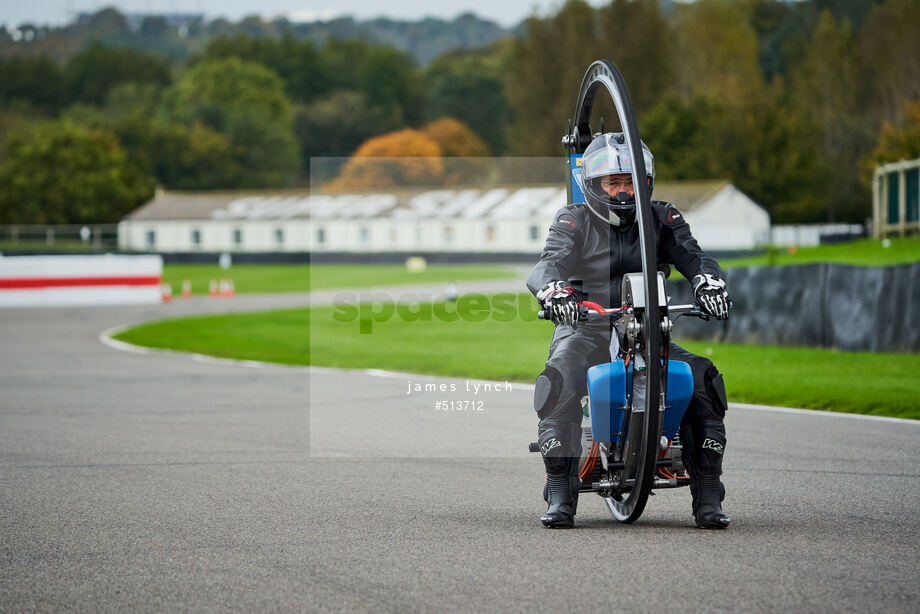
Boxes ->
[421,117,492,186]
[422,117,490,157]
[325,118,493,191]
[325,129,443,191]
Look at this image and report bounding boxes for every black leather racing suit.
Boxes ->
[527,201,729,517]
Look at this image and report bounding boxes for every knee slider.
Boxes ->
[534,366,564,419]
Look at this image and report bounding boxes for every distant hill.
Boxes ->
[0,8,519,65]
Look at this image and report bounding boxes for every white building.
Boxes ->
[119,181,769,253]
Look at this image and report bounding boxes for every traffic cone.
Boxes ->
[209,279,218,297]
[160,283,173,303]
[181,278,192,298]
[219,278,236,298]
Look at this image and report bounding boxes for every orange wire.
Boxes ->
[578,441,599,480]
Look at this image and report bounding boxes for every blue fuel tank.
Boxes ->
[662,360,693,440]
[587,359,695,444]
[586,360,628,444]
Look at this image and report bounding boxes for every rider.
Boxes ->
[528,132,732,530]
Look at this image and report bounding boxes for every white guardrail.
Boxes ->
[0,254,163,308]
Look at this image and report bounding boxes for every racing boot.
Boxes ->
[695,476,730,529]
[538,423,581,529]
[692,420,730,530]
[681,432,700,519]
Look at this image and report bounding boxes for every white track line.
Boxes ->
[727,402,919,425]
[98,325,308,371]
[100,328,918,425]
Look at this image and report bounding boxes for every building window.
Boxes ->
[146,229,156,248]
[359,226,369,244]
[274,228,284,245]
[232,228,243,246]
[443,225,454,244]
[485,225,495,242]
[316,228,325,244]
[191,229,201,248]
[529,225,540,241]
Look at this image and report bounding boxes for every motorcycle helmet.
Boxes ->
[579,132,655,227]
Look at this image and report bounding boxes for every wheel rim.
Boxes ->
[570,60,663,524]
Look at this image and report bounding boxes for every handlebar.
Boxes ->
[667,303,710,321]
[537,302,710,321]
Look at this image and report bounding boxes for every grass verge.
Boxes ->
[161,263,517,294]
[113,294,920,420]
[721,237,920,268]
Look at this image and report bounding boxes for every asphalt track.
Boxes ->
[2,284,919,612]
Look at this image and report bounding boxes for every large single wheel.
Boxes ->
[567,60,664,523]
[606,492,639,522]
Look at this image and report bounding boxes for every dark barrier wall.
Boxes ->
[670,263,920,353]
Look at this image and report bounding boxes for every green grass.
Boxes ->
[161,263,517,294]
[0,241,117,252]
[721,237,920,268]
[114,293,920,419]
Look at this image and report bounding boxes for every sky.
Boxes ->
[0,0,589,29]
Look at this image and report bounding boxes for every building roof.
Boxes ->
[124,181,735,222]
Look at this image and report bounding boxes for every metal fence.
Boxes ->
[873,157,920,237]
[0,224,119,252]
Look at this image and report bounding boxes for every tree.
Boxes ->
[505,0,605,156]
[0,120,153,223]
[671,0,763,107]
[867,100,920,168]
[423,48,512,154]
[61,91,242,190]
[0,56,65,113]
[294,90,401,161]
[729,88,825,223]
[198,34,331,103]
[640,95,725,181]
[103,82,163,119]
[322,39,423,125]
[169,56,292,122]
[597,0,674,116]
[422,117,491,185]
[422,118,490,157]
[748,0,817,82]
[64,41,172,105]
[860,0,920,125]
[165,57,300,187]
[789,11,870,222]
[325,129,443,191]
[113,114,241,190]
[641,88,822,223]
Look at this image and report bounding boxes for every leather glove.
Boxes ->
[692,274,731,320]
[537,281,580,327]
